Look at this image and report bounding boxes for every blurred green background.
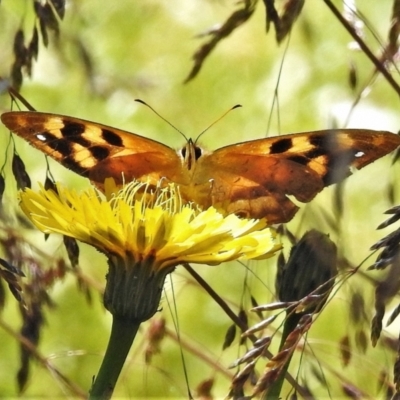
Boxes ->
[0,0,399,398]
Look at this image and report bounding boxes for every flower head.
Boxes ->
[20,179,280,269]
[20,179,281,321]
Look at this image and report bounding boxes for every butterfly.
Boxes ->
[2,111,400,224]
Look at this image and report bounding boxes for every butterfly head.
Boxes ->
[180,139,204,171]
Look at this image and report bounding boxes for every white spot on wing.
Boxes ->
[355,151,364,158]
[36,134,47,141]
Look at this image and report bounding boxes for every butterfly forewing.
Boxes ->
[2,110,400,224]
[1,111,185,189]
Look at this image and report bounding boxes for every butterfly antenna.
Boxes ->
[135,99,189,141]
[194,104,242,144]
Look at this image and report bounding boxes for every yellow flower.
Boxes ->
[19,178,282,399]
[20,179,281,321]
[20,179,280,269]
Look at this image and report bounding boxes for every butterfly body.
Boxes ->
[2,111,400,223]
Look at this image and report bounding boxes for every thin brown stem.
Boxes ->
[323,0,400,98]
[183,263,309,397]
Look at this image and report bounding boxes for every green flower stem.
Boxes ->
[88,316,141,400]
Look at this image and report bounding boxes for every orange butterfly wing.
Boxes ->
[2,111,400,224]
[193,130,400,223]
[1,111,188,190]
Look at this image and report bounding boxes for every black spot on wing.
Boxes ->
[46,137,72,157]
[270,138,293,154]
[303,133,358,185]
[287,155,309,165]
[304,147,328,159]
[90,146,110,161]
[309,133,332,149]
[102,129,123,147]
[70,135,91,147]
[63,156,89,177]
[60,121,86,137]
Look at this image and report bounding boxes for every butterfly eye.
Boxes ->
[180,147,187,158]
[194,145,203,160]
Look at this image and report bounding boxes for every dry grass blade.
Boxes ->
[13,30,26,63]
[341,382,364,399]
[35,5,49,47]
[395,337,400,396]
[378,369,394,398]
[144,318,165,364]
[251,301,291,312]
[263,230,337,398]
[196,378,214,399]
[44,175,58,193]
[63,236,80,269]
[243,315,277,337]
[370,255,400,346]
[232,346,265,367]
[238,309,248,345]
[7,2,64,90]
[369,206,400,350]
[262,0,305,42]
[0,258,25,277]
[253,336,272,348]
[229,360,256,398]
[263,0,279,32]
[12,153,31,190]
[253,368,281,396]
[376,206,400,229]
[251,295,265,320]
[387,303,400,327]
[384,0,400,61]
[28,27,39,62]
[34,1,60,47]
[370,206,400,270]
[355,329,368,354]
[349,290,368,324]
[11,30,27,90]
[323,0,400,97]
[185,0,256,82]
[371,308,384,347]
[11,255,73,393]
[348,61,357,90]
[339,335,351,366]
[254,314,312,397]
[50,0,66,19]
[11,63,23,93]
[18,303,44,393]
[41,3,60,34]
[0,174,4,205]
[0,266,23,304]
[223,324,237,350]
